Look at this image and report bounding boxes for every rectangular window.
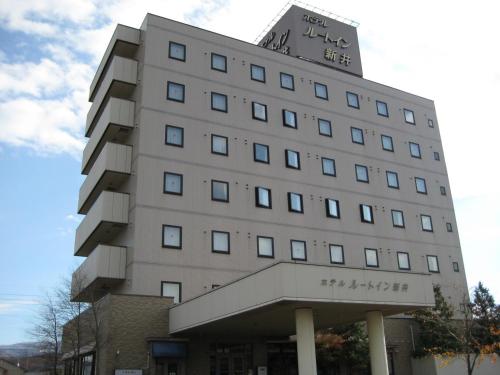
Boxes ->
[351,127,364,144]
[288,192,303,213]
[355,164,369,183]
[211,53,227,72]
[251,64,266,82]
[165,125,184,147]
[397,252,410,270]
[322,157,336,176]
[314,82,328,100]
[365,248,379,267]
[318,118,332,137]
[255,187,272,208]
[346,91,359,109]
[391,209,405,228]
[282,109,298,129]
[162,225,182,249]
[257,236,274,258]
[291,240,306,261]
[252,102,267,122]
[440,186,447,196]
[409,142,421,158]
[376,100,389,117]
[360,204,374,223]
[211,134,228,156]
[167,81,185,102]
[421,214,433,232]
[164,172,183,195]
[381,134,394,151]
[169,41,186,61]
[325,198,340,218]
[161,281,181,303]
[211,180,229,202]
[415,177,427,194]
[386,171,399,189]
[280,72,294,90]
[285,149,300,169]
[254,143,269,163]
[453,261,459,272]
[446,222,453,232]
[211,92,228,112]
[404,108,415,124]
[427,255,440,273]
[212,231,230,254]
[434,151,441,161]
[329,244,344,264]
[428,119,434,128]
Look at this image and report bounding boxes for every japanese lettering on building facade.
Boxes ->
[261,30,290,55]
[320,278,409,293]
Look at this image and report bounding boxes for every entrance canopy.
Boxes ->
[169,262,434,336]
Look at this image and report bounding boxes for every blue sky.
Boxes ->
[1,0,499,345]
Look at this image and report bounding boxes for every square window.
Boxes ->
[421,215,433,232]
[161,281,181,303]
[169,42,186,61]
[415,177,427,194]
[164,172,183,195]
[409,142,421,158]
[355,164,369,183]
[322,157,336,176]
[162,225,182,249]
[325,198,340,218]
[453,261,459,272]
[404,108,415,124]
[428,119,434,128]
[346,92,360,109]
[397,252,410,270]
[329,244,344,264]
[446,222,453,232]
[386,171,399,189]
[351,127,364,144]
[165,125,184,147]
[211,92,228,112]
[434,151,441,161]
[251,64,266,82]
[282,109,298,129]
[381,135,394,151]
[376,100,389,117]
[314,82,328,100]
[255,187,272,208]
[285,149,300,169]
[280,72,294,90]
[291,240,306,261]
[212,231,230,253]
[211,180,229,202]
[167,82,185,102]
[427,255,439,273]
[211,53,227,72]
[254,143,269,163]
[288,192,303,213]
[318,118,332,137]
[391,210,405,228]
[211,134,228,156]
[252,102,268,122]
[257,236,274,258]
[360,204,374,223]
[365,248,379,267]
[440,186,447,196]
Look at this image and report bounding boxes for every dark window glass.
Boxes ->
[211,134,228,156]
[251,64,266,82]
[391,210,405,228]
[360,204,374,223]
[381,135,393,151]
[252,102,267,121]
[211,92,228,112]
[329,244,344,264]
[440,186,447,195]
[325,199,340,218]
[254,143,269,163]
[165,125,184,147]
[162,225,182,249]
[255,187,271,208]
[167,82,185,102]
[355,164,369,183]
[351,127,364,144]
[211,180,229,202]
[346,92,360,108]
[212,231,230,253]
[322,158,336,176]
[428,119,434,128]
[365,248,379,267]
[280,72,294,90]
[314,82,328,99]
[376,100,389,117]
[446,222,453,232]
[169,42,186,61]
[386,171,399,189]
[404,108,415,124]
[285,149,300,169]
[434,151,441,161]
[409,142,421,158]
[164,172,183,195]
[257,236,274,258]
[288,192,303,213]
[453,261,459,272]
[291,240,306,261]
[211,53,227,72]
[318,118,332,137]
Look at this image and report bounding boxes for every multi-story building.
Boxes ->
[65,4,468,375]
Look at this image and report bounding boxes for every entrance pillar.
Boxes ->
[366,310,389,375]
[295,308,317,375]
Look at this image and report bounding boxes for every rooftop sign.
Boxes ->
[258,5,363,77]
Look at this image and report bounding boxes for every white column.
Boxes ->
[366,310,389,375]
[295,308,317,375]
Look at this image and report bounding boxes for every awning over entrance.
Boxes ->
[169,262,435,336]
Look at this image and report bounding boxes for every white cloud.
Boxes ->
[0,299,40,314]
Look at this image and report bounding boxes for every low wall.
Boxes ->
[412,354,500,375]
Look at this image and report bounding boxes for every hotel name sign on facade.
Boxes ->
[260,5,363,77]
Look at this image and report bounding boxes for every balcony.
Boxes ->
[89,24,140,102]
[71,245,126,302]
[86,56,138,137]
[74,191,129,257]
[78,143,132,214]
[81,97,134,174]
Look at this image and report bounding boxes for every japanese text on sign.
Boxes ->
[320,279,409,293]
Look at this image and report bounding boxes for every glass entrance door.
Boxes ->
[209,344,252,375]
[156,359,184,375]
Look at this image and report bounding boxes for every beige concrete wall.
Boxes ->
[412,354,500,375]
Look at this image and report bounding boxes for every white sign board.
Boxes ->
[115,369,142,375]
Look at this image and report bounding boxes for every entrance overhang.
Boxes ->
[169,262,434,336]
